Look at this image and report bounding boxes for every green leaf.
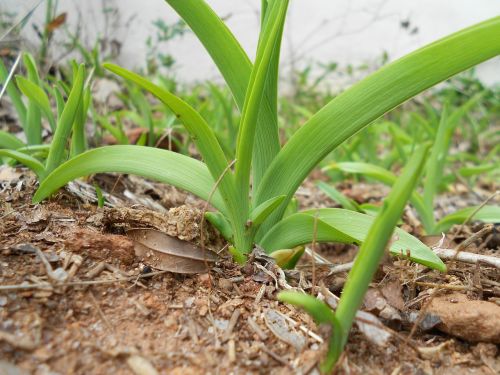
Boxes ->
[104,62,241,241]
[334,145,431,366]
[434,205,500,233]
[250,195,286,226]
[234,0,289,207]
[317,181,362,212]
[0,149,46,178]
[0,131,24,149]
[45,64,85,174]
[0,58,27,129]
[165,0,280,189]
[33,145,227,215]
[256,17,500,229]
[278,291,336,324]
[16,75,57,131]
[324,161,433,232]
[23,53,42,145]
[260,208,445,271]
[459,163,499,177]
[205,211,233,241]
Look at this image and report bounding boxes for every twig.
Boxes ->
[433,248,500,269]
[311,210,320,289]
[454,224,493,253]
[200,159,236,289]
[247,317,268,340]
[0,270,169,292]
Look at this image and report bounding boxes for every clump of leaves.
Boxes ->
[0,54,90,179]
[31,2,499,272]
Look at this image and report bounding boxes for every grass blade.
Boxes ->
[0,56,27,128]
[0,131,24,149]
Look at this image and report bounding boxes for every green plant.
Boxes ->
[0,60,89,180]
[32,3,500,270]
[279,145,429,372]
[323,99,500,234]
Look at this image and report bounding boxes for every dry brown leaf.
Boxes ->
[46,13,67,32]
[127,228,218,274]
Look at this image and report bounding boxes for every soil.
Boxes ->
[0,167,499,375]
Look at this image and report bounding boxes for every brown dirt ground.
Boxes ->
[1,167,499,375]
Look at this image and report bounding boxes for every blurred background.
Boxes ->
[2,0,499,88]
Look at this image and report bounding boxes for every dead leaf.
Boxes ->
[126,355,159,375]
[380,280,405,311]
[46,13,67,32]
[127,228,218,274]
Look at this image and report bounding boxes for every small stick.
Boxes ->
[433,248,500,269]
[223,308,241,341]
[415,281,474,291]
[310,210,320,289]
[0,270,169,292]
[247,317,268,340]
[200,159,236,289]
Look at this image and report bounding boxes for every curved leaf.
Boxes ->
[0,131,24,149]
[0,149,46,178]
[434,205,500,233]
[256,17,500,229]
[33,145,227,214]
[45,64,85,173]
[16,75,56,131]
[260,208,445,271]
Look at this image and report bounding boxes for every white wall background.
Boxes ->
[4,0,500,86]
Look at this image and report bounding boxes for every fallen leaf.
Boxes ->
[46,13,67,32]
[127,228,218,274]
[264,309,306,351]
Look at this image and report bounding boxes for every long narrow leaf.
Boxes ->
[333,145,430,366]
[0,58,27,128]
[33,145,227,215]
[16,76,57,131]
[256,17,500,229]
[164,0,280,188]
[0,149,46,178]
[434,205,500,233]
[0,131,24,149]
[234,0,289,210]
[45,65,85,174]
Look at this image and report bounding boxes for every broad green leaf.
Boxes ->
[260,208,445,271]
[0,131,24,149]
[250,195,286,226]
[434,205,500,233]
[334,145,431,366]
[165,0,280,189]
[33,145,227,215]
[0,149,46,178]
[45,64,85,174]
[256,17,500,230]
[16,76,56,131]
